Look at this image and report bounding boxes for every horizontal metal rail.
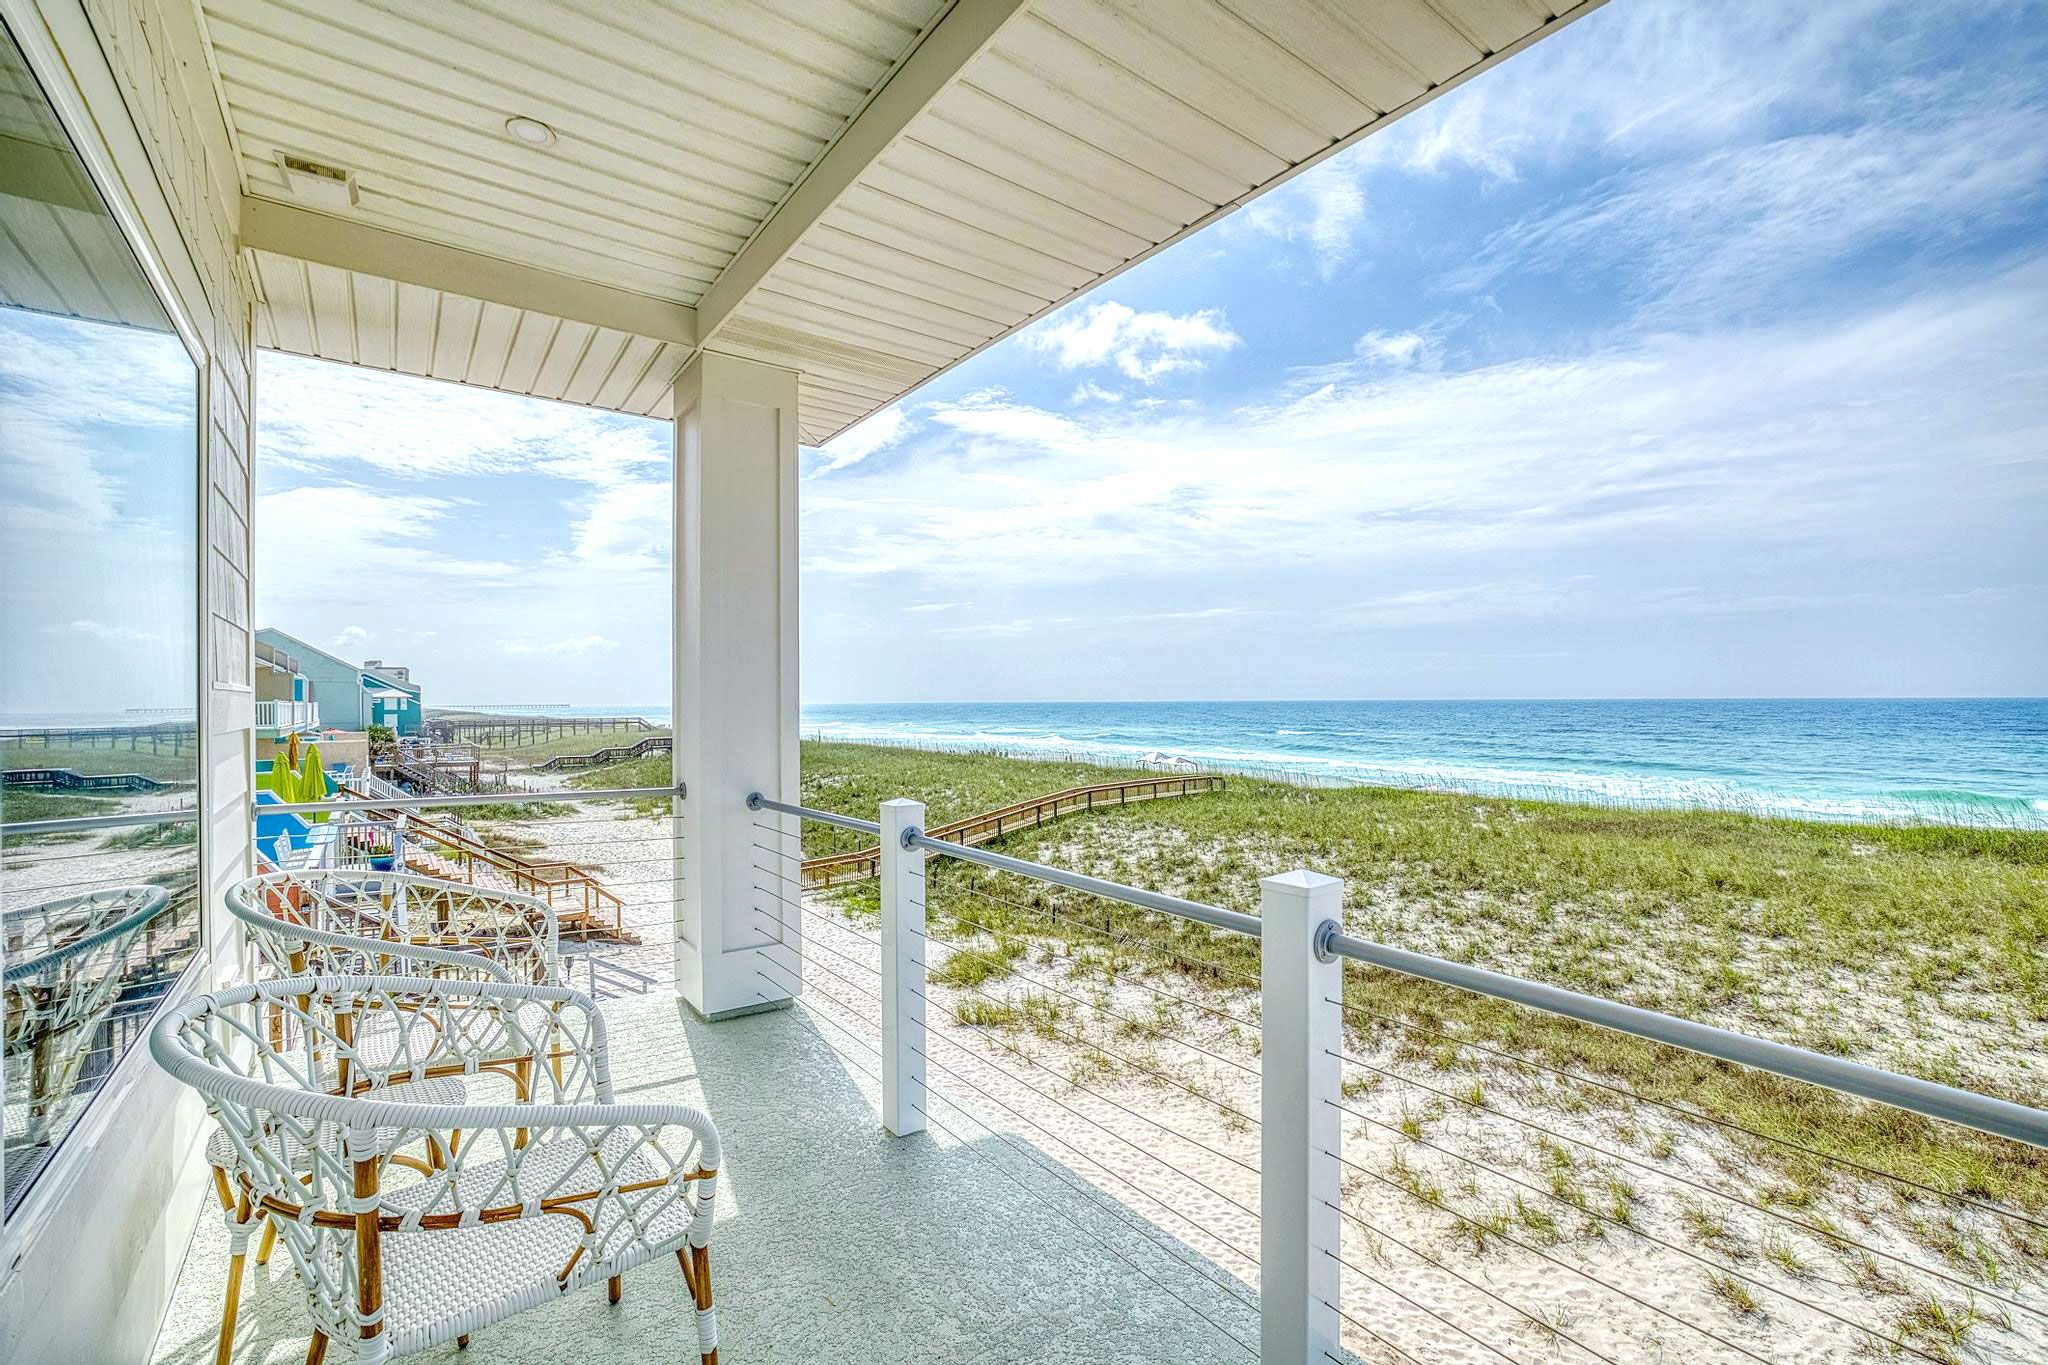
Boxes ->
[749,789,2047,1149]
[907,831,1265,938]
[264,784,682,817]
[1325,929,2048,1149]
[4,783,682,838]
[747,792,881,836]
[2,807,201,838]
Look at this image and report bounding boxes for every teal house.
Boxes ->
[254,628,423,735]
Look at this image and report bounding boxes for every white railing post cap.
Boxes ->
[1260,868,1342,895]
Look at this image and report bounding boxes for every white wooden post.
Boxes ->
[879,798,927,1136]
[1260,869,1344,1364]
[672,351,802,1019]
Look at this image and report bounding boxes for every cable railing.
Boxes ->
[748,789,2048,1365]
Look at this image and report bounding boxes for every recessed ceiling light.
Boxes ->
[504,115,556,148]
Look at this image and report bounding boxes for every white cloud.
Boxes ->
[1452,101,2048,322]
[563,479,670,571]
[333,625,372,648]
[0,311,191,539]
[925,390,1086,448]
[1237,162,1368,277]
[46,619,162,643]
[1329,583,1589,629]
[1224,0,2007,280]
[1071,382,1123,405]
[930,619,1037,639]
[259,353,667,485]
[812,406,908,477]
[804,258,2048,590]
[1024,302,1240,382]
[254,486,520,615]
[1353,331,1433,368]
[503,634,619,656]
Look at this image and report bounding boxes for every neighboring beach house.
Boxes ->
[251,635,318,744]
[254,628,422,735]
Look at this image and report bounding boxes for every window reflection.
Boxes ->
[0,21,201,1216]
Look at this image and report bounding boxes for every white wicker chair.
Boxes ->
[153,975,722,1364]
[228,869,560,986]
[209,871,550,1364]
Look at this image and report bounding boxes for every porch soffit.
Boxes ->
[201,0,1605,435]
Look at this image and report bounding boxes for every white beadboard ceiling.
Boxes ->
[201,0,1601,438]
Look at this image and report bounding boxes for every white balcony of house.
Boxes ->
[251,699,320,735]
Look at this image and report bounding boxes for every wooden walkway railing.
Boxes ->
[426,714,656,747]
[2,767,169,793]
[799,775,1225,887]
[533,735,673,772]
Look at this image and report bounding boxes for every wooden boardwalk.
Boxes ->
[426,714,656,747]
[3,767,169,793]
[799,775,1225,887]
[0,722,196,756]
[533,735,672,772]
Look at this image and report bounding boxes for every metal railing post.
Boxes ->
[880,797,928,1137]
[1260,869,1343,1364]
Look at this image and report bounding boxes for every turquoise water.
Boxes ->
[474,699,2048,828]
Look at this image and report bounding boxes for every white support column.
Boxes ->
[879,798,927,1136]
[673,351,802,1019]
[1260,869,1344,1364]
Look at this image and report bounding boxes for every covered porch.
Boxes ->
[146,989,1259,1365]
[0,0,1605,1360]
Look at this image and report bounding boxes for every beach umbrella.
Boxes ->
[299,744,327,822]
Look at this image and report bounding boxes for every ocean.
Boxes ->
[461,698,2048,829]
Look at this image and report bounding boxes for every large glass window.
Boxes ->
[0,22,201,1217]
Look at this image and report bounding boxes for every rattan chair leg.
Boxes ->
[608,1274,622,1304]
[215,1249,245,1365]
[256,1215,278,1266]
[692,1245,717,1365]
[303,1331,327,1365]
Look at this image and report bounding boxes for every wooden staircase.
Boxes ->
[334,782,634,942]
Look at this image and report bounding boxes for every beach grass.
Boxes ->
[752,740,2048,1212]
[569,737,2048,1207]
[577,738,1154,827]
[1,789,120,844]
[0,740,197,783]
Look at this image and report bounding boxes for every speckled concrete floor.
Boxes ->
[147,991,1260,1364]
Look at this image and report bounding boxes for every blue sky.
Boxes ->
[252,0,2048,706]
